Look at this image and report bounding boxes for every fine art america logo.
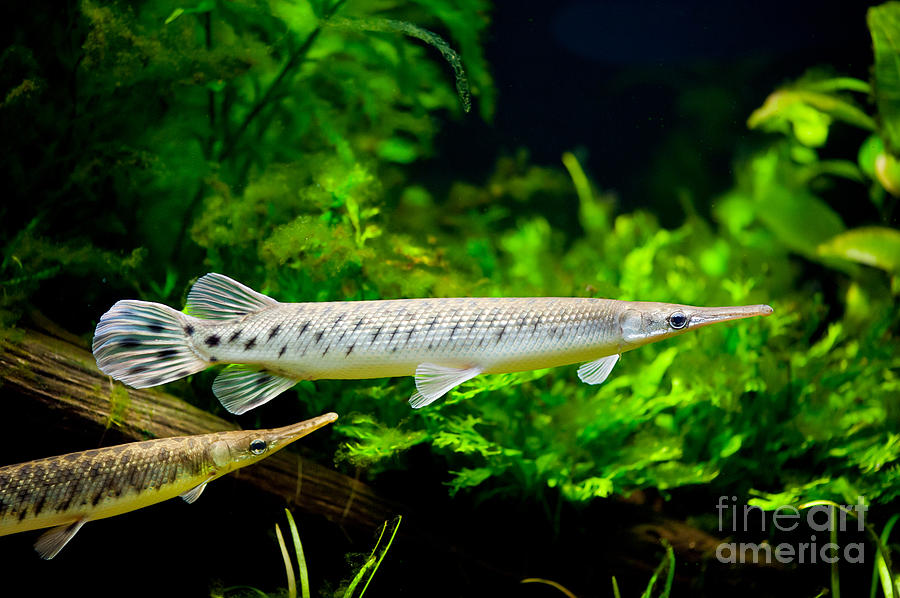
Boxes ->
[715,496,867,564]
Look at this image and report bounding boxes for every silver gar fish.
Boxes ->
[0,413,337,559]
[92,273,773,414]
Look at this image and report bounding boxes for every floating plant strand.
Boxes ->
[326,16,472,113]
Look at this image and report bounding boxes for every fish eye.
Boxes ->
[249,439,267,455]
[668,312,688,329]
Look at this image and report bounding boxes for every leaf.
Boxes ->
[164,0,215,24]
[447,467,494,495]
[377,137,420,164]
[859,134,884,179]
[817,227,900,273]
[876,151,900,196]
[748,85,874,147]
[756,186,846,256]
[868,3,900,153]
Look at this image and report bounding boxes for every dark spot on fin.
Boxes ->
[315,330,324,343]
[268,325,281,340]
[229,330,242,342]
[205,335,220,347]
[130,365,149,375]
[157,348,178,358]
[244,337,257,350]
[278,345,286,358]
[346,344,354,356]
[120,339,140,349]
[184,325,195,335]
[147,324,164,333]
[298,321,311,336]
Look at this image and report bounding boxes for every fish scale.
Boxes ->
[1,438,209,535]
[0,414,337,558]
[92,273,773,414]
[189,297,617,379]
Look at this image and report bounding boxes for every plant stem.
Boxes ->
[171,0,347,261]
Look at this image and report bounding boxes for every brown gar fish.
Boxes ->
[0,413,337,559]
[92,273,774,414]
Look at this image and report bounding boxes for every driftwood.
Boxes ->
[0,325,398,529]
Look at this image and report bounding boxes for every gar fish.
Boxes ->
[0,413,337,559]
[93,273,773,414]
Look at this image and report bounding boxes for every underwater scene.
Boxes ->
[1,0,898,595]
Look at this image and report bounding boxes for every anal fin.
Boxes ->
[212,365,299,414]
[577,354,620,385]
[34,518,88,560]
[410,363,483,409]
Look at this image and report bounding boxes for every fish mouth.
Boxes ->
[688,304,774,328]
[270,412,339,445]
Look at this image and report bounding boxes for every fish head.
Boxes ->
[208,412,338,472]
[618,302,774,350]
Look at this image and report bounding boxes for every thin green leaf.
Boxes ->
[285,510,310,598]
[275,522,297,598]
[817,227,900,273]
[868,3,900,152]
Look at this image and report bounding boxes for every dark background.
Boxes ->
[438,0,880,224]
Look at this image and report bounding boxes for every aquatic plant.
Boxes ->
[215,510,401,598]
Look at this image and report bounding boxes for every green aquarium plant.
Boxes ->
[214,510,401,598]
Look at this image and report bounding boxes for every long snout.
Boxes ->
[688,304,774,329]
[269,412,339,445]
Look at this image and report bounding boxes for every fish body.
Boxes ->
[93,273,773,413]
[0,413,337,558]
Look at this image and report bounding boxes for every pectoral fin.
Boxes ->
[212,365,299,414]
[410,363,484,408]
[180,480,210,504]
[34,518,88,560]
[577,354,620,385]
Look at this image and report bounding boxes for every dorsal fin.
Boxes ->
[185,273,279,320]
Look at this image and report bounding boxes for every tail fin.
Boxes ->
[92,300,208,388]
